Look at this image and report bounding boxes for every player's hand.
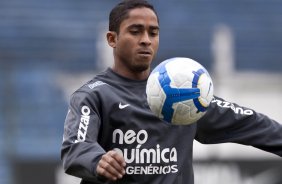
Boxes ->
[96,150,126,181]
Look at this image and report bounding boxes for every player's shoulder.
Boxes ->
[76,79,109,94]
[73,70,112,94]
[68,80,109,105]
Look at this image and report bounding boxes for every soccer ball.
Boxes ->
[146,57,214,125]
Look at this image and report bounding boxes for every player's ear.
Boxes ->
[106,31,117,48]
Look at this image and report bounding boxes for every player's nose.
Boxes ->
[140,32,151,46]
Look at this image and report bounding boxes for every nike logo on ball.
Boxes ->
[119,103,130,109]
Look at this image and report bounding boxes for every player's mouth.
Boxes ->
[137,50,152,57]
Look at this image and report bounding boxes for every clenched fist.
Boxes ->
[96,150,126,181]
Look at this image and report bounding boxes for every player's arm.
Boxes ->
[61,90,125,182]
[195,96,282,157]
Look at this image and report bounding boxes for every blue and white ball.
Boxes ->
[146,57,214,125]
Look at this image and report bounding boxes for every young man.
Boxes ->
[61,0,282,183]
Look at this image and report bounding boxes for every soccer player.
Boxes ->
[61,0,282,183]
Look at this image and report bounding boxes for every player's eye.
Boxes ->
[149,28,159,37]
[130,29,140,35]
[150,31,159,37]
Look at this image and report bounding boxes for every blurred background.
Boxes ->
[0,0,282,184]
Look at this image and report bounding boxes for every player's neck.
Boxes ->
[111,65,150,81]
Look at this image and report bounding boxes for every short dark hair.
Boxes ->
[109,0,158,33]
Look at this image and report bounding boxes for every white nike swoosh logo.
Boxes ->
[119,103,130,109]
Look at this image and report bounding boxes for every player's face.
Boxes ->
[108,7,159,79]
